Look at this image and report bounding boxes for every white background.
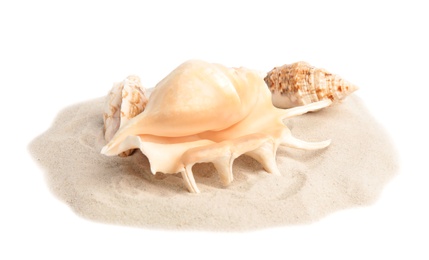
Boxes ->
[1,0,428,259]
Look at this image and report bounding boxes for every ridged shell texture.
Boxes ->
[264,61,358,109]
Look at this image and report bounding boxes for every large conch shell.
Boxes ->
[264,61,358,109]
[103,75,148,157]
[101,60,331,193]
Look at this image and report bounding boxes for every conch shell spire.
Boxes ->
[102,60,331,193]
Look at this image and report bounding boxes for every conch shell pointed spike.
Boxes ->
[279,99,332,120]
[281,130,331,150]
[244,141,280,175]
[100,145,109,155]
[212,157,234,186]
[182,167,200,194]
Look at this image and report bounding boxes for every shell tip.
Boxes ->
[101,145,113,156]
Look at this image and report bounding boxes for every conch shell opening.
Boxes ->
[101,60,331,193]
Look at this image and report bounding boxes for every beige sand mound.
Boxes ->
[29,95,398,231]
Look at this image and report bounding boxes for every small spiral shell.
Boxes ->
[264,61,358,109]
[103,75,148,157]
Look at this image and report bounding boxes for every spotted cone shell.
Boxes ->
[264,61,358,109]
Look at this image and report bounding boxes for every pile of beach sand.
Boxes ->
[29,94,398,231]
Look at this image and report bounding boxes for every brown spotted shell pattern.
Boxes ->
[264,61,358,109]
